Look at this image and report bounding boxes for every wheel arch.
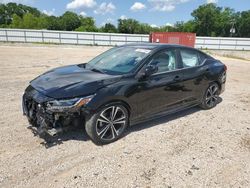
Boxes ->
[98,99,131,118]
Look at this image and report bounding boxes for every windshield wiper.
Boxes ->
[78,64,86,68]
[90,68,105,74]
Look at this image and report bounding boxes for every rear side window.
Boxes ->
[180,49,201,68]
[199,52,207,63]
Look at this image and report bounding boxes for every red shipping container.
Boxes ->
[149,32,196,47]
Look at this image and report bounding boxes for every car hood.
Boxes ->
[30,65,121,99]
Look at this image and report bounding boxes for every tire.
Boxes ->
[200,82,220,110]
[85,103,129,145]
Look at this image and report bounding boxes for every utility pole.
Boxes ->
[230,19,236,37]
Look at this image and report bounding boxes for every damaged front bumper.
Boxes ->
[22,86,89,137]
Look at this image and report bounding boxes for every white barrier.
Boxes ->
[195,36,250,50]
[0,28,250,50]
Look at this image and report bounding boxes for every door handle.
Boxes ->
[173,75,181,81]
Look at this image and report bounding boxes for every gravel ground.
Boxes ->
[205,50,250,61]
[0,44,249,188]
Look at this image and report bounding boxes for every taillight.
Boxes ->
[224,64,227,71]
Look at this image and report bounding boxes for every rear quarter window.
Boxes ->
[180,49,207,68]
[198,52,208,64]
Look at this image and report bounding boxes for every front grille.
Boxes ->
[23,94,38,119]
[23,86,54,126]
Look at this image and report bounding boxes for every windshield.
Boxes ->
[85,47,151,75]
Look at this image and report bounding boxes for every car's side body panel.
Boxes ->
[85,46,226,125]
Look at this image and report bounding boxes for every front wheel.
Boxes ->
[85,104,129,145]
[200,83,220,110]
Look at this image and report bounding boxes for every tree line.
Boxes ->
[0,2,250,37]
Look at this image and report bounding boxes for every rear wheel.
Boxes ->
[200,83,220,110]
[85,103,129,145]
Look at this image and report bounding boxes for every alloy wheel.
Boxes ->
[206,84,219,108]
[96,106,127,141]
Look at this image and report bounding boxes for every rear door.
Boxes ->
[178,48,208,104]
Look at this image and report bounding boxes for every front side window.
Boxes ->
[86,47,151,75]
[180,49,200,68]
[149,50,177,74]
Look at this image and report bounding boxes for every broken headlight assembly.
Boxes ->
[46,95,95,112]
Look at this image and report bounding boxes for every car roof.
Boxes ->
[120,43,213,59]
[121,43,193,50]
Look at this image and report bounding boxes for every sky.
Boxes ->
[0,0,250,27]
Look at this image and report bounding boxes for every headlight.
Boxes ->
[46,95,94,112]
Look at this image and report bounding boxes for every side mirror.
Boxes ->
[138,64,158,80]
[145,64,158,77]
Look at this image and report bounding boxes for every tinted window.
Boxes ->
[180,49,201,68]
[149,50,177,74]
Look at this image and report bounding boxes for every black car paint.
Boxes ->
[23,44,226,131]
[85,46,225,123]
[31,65,122,99]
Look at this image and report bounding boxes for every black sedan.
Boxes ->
[23,44,227,145]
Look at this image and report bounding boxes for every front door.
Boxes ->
[134,49,185,120]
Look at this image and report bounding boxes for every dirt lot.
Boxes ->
[0,44,250,188]
[206,50,250,61]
